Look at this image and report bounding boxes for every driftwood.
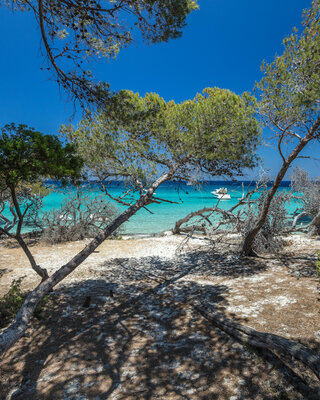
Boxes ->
[173,206,239,234]
[172,180,269,238]
[194,304,320,382]
[290,211,307,231]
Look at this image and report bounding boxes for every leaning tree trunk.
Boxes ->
[242,163,292,256]
[0,171,173,356]
[242,116,320,256]
[308,209,320,237]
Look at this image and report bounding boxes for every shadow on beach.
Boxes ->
[0,250,319,399]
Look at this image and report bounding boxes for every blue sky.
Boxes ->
[0,0,318,179]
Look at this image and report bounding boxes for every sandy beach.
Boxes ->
[0,234,320,399]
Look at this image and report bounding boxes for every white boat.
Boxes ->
[58,214,73,221]
[211,187,231,200]
[90,214,109,222]
[143,189,157,195]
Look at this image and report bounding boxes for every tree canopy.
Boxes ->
[63,87,261,198]
[0,123,83,189]
[3,0,198,105]
[0,123,84,279]
[242,0,320,255]
[256,0,320,146]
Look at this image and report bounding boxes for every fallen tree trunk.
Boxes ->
[194,303,320,381]
[0,171,173,356]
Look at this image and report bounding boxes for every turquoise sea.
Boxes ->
[37,181,298,235]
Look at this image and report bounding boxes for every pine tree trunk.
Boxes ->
[242,118,320,256]
[15,235,49,281]
[9,185,49,280]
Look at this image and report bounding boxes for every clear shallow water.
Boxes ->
[37,181,296,235]
[1,181,299,235]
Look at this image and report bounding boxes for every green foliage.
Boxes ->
[0,278,25,328]
[63,87,261,190]
[163,88,261,176]
[0,123,84,189]
[4,0,198,104]
[241,1,320,256]
[0,123,84,238]
[256,0,320,137]
[0,278,51,328]
[33,295,51,320]
[0,180,51,235]
[316,252,320,277]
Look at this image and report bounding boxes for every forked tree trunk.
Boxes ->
[242,116,320,256]
[0,171,173,356]
[9,185,49,280]
[16,235,49,281]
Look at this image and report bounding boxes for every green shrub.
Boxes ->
[0,278,25,328]
[0,278,50,328]
[33,294,51,319]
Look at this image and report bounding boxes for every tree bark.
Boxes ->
[291,211,307,232]
[308,209,320,237]
[195,304,320,382]
[15,235,49,281]
[242,115,320,256]
[0,170,173,356]
[9,185,49,280]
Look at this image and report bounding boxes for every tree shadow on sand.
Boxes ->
[0,251,319,399]
[276,253,319,278]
